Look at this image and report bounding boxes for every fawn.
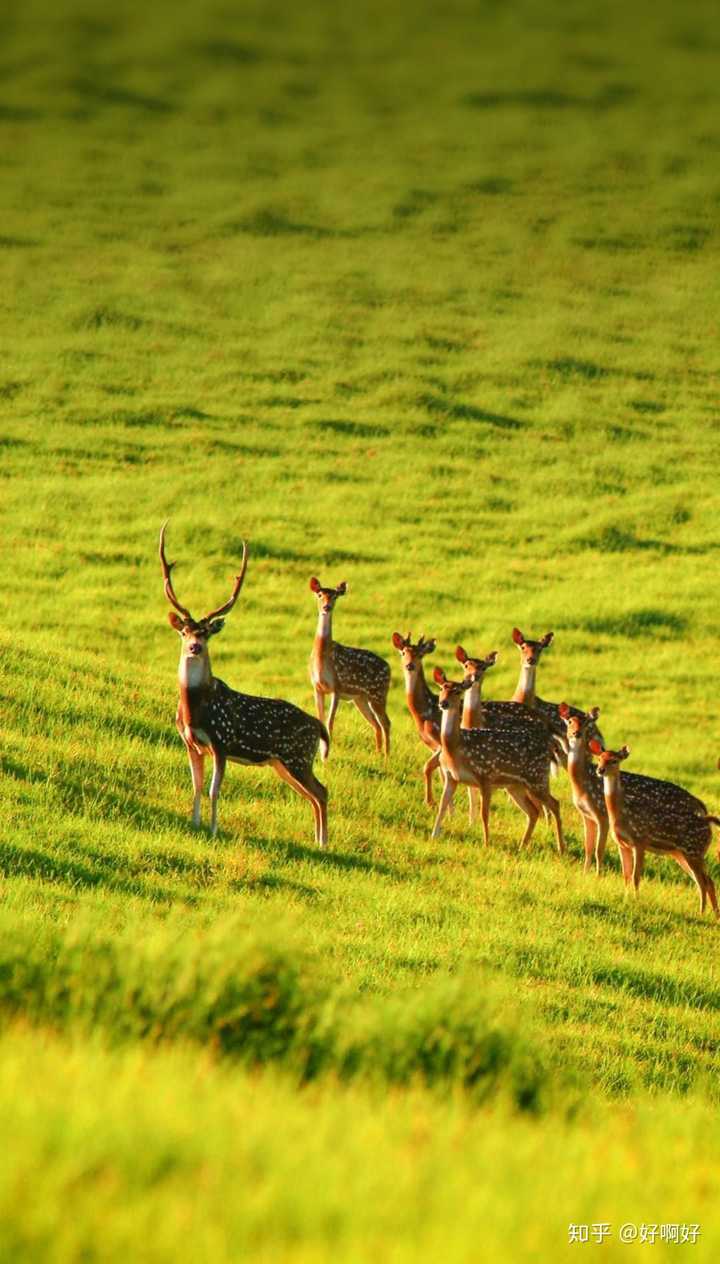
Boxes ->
[511,627,603,764]
[309,577,391,756]
[558,702,608,875]
[430,667,564,852]
[161,524,329,845]
[589,739,719,917]
[392,632,442,805]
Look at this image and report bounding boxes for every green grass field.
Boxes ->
[2,0,720,1258]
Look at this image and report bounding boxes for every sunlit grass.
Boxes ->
[2,0,720,1256]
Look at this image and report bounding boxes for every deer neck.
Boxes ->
[512,660,537,706]
[566,741,590,798]
[403,661,433,722]
[313,607,334,660]
[178,652,213,726]
[439,704,462,755]
[462,679,484,728]
[599,766,623,826]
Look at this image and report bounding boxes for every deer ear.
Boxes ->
[619,745,631,760]
[589,706,600,721]
[588,738,603,755]
[512,627,524,645]
[168,612,184,632]
[486,651,498,666]
[310,577,321,593]
[336,581,347,595]
[392,632,405,650]
[558,702,569,719]
[206,618,225,638]
[542,632,554,647]
[455,645,467,663]
[433,667,445,685]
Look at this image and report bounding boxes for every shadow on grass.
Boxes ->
[417,392,523,430]
[242,832,398,878]
[0,841,176,904]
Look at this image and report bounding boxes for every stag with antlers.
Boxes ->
[160,523,329,845]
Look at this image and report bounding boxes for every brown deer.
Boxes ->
[589,738,719,917]
[455,644,563,823]
[558,702,608,875]
[160,524,329,846]
[392,632,442,805]
[309,577,391,756]
[510,628,603,763]
[430,668,565,853]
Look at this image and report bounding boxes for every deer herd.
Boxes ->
[160,525,720,921]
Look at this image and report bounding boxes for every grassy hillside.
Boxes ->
[2,0,720,1258]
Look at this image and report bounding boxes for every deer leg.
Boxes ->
[313,686,326,725]
[368,699,391,757]
[582,816,597,874]
[478,781,493,846]
[326,692,341,736]
[431,771,457,839]
[617,840,634,887]
[353,694,384,753]
[671,851,716,918]
[631,846,645,895]
[272,760,329,848]
[185,745,205,828]
[595,816,609,873]
[505,784,539,849]
[209,751,226,837]
[468,786,479,825]
[423,749,441,807]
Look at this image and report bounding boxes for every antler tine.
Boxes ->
[158,521,193,620]
[202,539,249,623]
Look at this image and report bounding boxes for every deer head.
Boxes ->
[160,521,248,664]
[511,627,554,666]
[455,645,498,684]
[559,703,601,745]
[432,667,472,710]
[589,738,630,773]
[392,631,436,673]
[310,577,347,615]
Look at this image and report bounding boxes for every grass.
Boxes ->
[2,0,720,1257]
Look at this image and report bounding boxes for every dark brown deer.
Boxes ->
[160,524,329,845]
[558,702,608,875]
[589,739,719,917]
[430,668,564,853]
[309,577,391,756]
[510,628,603,763]
[392,632,442,805]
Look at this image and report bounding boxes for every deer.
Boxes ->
[558,702,609,875]
[510,627,603,764]
[160,524,329,846]
[391,632,442,805]
[430,667,565,854]
[309,577,391,756]
[588,738,720,917]
[454,644,564,823]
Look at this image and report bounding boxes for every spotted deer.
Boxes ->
[392,632,442,804]
[160,524,329,845]
[510,628,603,764]
[558,702,608,875]
[309,577,391,756]
[430,668,565,853]
[589,739,719,917]
[455,644,562,823]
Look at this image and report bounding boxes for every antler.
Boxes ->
[159,521,193,620]
[202,540,249,622]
